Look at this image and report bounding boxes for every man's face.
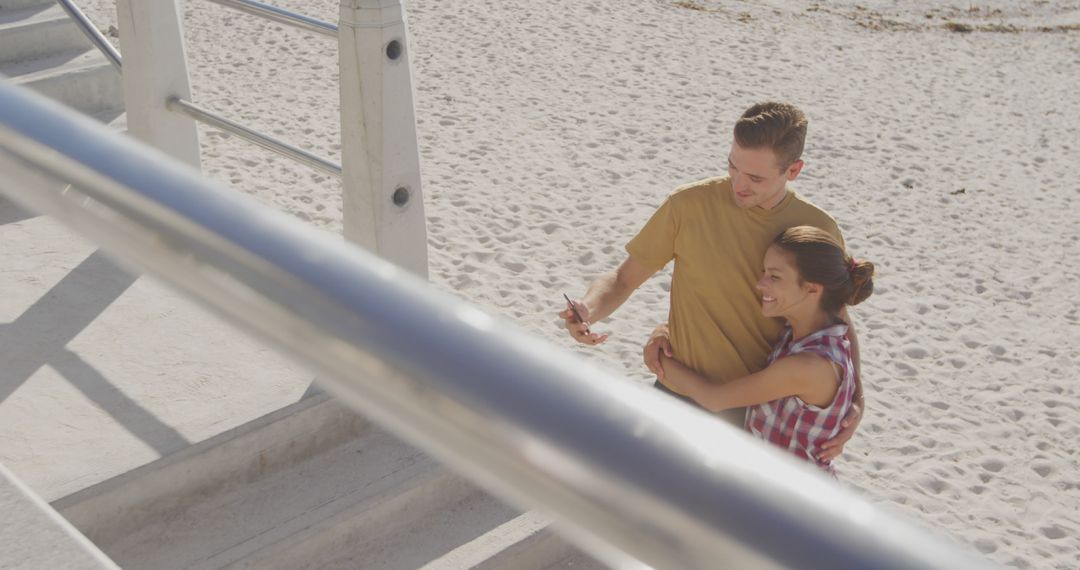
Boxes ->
[727,142,804,210]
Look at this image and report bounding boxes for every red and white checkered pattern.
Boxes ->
[745,324,855,475]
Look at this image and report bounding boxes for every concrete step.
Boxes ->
[54,394,592,569]
[0,3,93,65]
[91,107,126,131]
[421,511,606,570]
[1,48,122,116]
[1,464,118,569]
[0,0,52,14]
[54,394,371,566]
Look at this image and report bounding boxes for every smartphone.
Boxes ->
[563,293,591,335]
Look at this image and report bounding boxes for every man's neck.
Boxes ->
[758,187,789,211]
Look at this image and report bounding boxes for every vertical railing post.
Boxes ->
[116,0,201,170]
[338,0,428,278]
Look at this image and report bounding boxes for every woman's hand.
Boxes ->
[643,322,673,379]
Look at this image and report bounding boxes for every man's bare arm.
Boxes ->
[818,307,863,461]
[560,255,657,345]
[833,307,863,407]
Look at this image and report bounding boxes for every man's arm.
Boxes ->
[843,308,864,406]
[560,255,657,345]
[818,307,863,461]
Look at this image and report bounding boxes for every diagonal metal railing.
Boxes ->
[205,0,338,37]
[55,0,123,71]
[0,80,995,570]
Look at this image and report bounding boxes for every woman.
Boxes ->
[659,226,874,475]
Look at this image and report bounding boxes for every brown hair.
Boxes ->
[734,102,808,170]
[772,226,874,315]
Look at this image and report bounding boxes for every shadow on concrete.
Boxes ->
[51,350,190,453]
[0,194,37,225]
[0,3,52,24]
[0,249,190,454]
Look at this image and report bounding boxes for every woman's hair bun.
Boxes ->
[847,260,875,307]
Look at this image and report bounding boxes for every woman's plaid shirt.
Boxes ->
[745,323,855,475]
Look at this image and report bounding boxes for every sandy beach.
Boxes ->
[32,0,1080,567]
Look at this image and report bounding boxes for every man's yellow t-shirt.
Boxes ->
[627,176,843,413]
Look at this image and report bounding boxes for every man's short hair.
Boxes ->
[734,102,808,170]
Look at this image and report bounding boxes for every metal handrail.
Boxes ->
[0,81,993,570]
[204,0,337,38]
[54,0,123,71]
[167,96,341,178]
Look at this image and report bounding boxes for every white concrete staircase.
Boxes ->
[0,0,123,126]
[1,4,604,567]
[53,394,606,569]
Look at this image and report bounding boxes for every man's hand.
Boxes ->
[559,299,609,345]
[816,401,862,462]
[643,323,673,379]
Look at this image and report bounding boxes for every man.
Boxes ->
[559,102,861,461]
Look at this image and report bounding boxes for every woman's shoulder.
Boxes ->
[788,324,851,362]
[778,351,836,369]
[766,352,840,390]
[801,323,850,344]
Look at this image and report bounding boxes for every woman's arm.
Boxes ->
[659,353,839,412]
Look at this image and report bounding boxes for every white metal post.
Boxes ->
[338,0,428,278]
[117,0,201,170]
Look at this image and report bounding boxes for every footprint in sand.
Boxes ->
[918,476,948,495]
[1031,463,1053,478]
[539,222,562,235]
[500,260,527,274]
[903,346,929,359]
[894,362,917,376]
[1040,525,1066,540]
[980,458,1005,473]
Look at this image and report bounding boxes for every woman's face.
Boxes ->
[756,245,814,318]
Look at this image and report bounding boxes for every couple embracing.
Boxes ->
[560,102,875,476]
